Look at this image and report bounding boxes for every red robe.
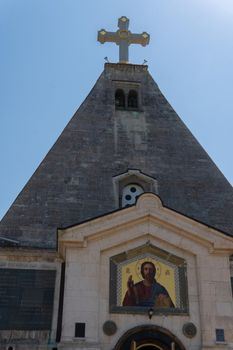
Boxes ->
[123,280,174,307]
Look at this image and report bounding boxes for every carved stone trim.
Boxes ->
[103,320,117,336]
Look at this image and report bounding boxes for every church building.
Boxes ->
[1,16,233,350]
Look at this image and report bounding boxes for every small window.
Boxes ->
[216,329,225,342]
[75,322,85,338]
[128,90,138,108]
[122,184,144,207]
[115,89,125,109]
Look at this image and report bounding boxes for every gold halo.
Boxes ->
[135,258,162,279]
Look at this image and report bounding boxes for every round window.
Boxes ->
[122,184,144,207]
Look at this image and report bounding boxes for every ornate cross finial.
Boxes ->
[98,16,150,64]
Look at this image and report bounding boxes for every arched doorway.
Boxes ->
[130,339,169,350]
[114,325,186,350]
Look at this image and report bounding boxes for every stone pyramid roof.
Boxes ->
[1,63,233,249]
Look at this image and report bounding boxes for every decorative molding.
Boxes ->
[182,322,197,338]
[58,193,233,259]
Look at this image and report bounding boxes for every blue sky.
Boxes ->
[1,0,233,219]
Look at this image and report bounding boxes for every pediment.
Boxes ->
[58,193,233,258]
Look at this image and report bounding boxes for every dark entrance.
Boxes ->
[139,347,161,350]
[114,325,186,350]
[135,346,162,350]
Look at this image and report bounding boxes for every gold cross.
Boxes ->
[98,16,150,63]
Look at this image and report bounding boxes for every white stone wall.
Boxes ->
[59,195,233,350]
[61,237,202,349]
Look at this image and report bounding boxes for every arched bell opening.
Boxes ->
[128,89,138,108]
[114,325,186,350]
[115,89,126,109]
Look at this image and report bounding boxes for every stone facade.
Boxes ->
[1,64,233,249]
[58,194,233,350]
[0,62,233,350]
